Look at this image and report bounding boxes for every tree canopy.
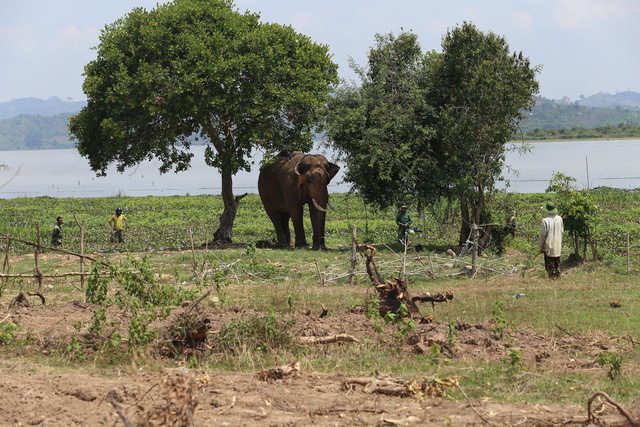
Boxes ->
[325,23,539,244]
[69,0,338,240]
[325,33,439,208]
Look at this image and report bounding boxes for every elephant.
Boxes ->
[258,152,340,249]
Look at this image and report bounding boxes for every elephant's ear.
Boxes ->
[295,161,310,186]
[326,163,340,182]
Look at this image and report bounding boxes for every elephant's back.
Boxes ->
[258,156,293,195]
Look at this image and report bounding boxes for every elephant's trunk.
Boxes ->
[312,197,327,212]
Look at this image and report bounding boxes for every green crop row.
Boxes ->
[1,188,640,258]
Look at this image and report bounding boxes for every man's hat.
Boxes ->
[544,201,558,214]
[400,205,408,209]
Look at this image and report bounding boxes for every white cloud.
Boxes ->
[292,11,311,29]
[50,26,97,50]
[510,11,534,32]
[553,0,640,28]
[0,22,36,53]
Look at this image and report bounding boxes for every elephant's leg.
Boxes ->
[309,206,327,250]
[279,212,292,247]
[290,206,307,247]
[264,207,288,247]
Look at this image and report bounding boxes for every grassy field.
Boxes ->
[1,191,640,424]
[2,187,640,260]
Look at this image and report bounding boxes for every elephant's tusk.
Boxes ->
[312,198,327,212]
[294,162,301,175]
[327,199,336,211]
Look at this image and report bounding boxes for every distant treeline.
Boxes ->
[0,113,74,150]
[513,123,640,141]
[520,96,640,131]
[2,94,640,150]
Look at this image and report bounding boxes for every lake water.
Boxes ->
[0,140,639,198]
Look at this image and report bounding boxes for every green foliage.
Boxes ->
[0,321,20,346]
[428,342,442,366]
[127,299,157,351]
[382,303,416,338]
[325,32,438,208]
[546,173,599,258]
[69,0,337,240]
[365,298,385,334]
[546,172,577,194]
[65,336,85,361]
[0,113,74,150]
[516,123,640,141]
[85,265,108,305]
[597,351,623,380]
[508,349,523,368]
[111,256,198,307]
[430,22,539,236]
[492,300,507,339]
[218,311,294,354]
[447,321,458,351]
[326,23,539,244]
[519,96,640,132]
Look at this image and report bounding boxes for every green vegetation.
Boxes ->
[0,113,73,150]
[0,97,84,121]
[3,187,640,263]
[69,0,338,241]
[521,96,640,131]
[326,23,539,246]
[514,123,640,141]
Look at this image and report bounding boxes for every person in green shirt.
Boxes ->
[109,208,127,243]
[395,205,413,243]
[51,216,63,247]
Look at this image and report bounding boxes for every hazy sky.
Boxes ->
[1,0,638,102]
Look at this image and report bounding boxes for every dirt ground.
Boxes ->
[1,301,639,426]
[1,360,637,427]
[4,300,632,369]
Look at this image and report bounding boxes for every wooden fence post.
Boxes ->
[471,223,478,276]
[74,215,86,290]
[2,236,10,288]
[35,222,43,290]
[349,225,357,285]
[627,232,630,275]
[189,228,197,274]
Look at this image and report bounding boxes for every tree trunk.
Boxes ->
[459,196,471,246]
[213,164,238,243]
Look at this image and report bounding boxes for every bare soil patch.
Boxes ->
[1,302,633,373]
[2,360,638,426]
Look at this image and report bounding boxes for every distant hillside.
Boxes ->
[520,96,640,131]
[0,113,74,150]
[1,94,640,151]
[0,97,85,121]
[577,91,640,109]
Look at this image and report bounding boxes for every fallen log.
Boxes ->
[295,334,360,345]
[343,374,458,398]
[587,391,639,427]
[9,291,45,308]
[257,360,300,381]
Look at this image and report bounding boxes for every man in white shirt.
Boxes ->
[538,201,564,279]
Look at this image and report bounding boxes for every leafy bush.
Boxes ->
[0,321,20,346]
[218,311,294,354]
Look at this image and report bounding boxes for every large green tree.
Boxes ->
[326,24,538,245]
[325,33,440,209]
[429,23,539,244]
[69,0,337,241]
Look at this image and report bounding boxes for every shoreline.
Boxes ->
[509,135,640,143]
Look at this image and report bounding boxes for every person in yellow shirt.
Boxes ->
[109,208,127,243]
